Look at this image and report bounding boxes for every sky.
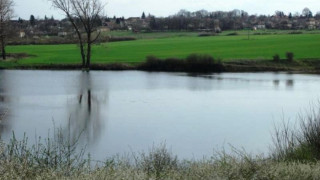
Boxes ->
[14,0,320,20]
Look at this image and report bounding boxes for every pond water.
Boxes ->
[0,70,319,160]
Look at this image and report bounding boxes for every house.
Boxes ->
[58,32,68,37]
[306,18,316,29]
[19,31,26,38]
[126,17,140,25]
[97,26,110,33]
[253,24,266,30]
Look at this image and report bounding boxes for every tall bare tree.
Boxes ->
[0,0,14,60]
[49,0,104,69]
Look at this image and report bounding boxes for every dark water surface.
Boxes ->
[0,70,319,160]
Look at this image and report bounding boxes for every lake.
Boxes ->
[0,70,319,160]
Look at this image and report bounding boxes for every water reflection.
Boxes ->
[0,71,9,134]
[65,72,108,145]
[186,73,296,89]
[0,96,8,134]
[1,70,320,160]
[286,80,294,88]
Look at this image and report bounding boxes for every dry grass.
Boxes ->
[271,105,320,162]
[3,106,320,179]
[1,134,320,179]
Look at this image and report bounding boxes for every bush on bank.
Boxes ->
[139,54,225,72]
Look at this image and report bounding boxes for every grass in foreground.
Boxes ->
[1,32,320,69]
[2,105,320,179]
[2,134,320,180]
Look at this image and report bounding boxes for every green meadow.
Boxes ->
[1,32,320,68]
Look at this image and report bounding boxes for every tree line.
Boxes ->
[144,8,319,31]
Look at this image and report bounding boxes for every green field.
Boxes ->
[1,31,320,68]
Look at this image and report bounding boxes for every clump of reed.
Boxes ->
[272,105,320,162]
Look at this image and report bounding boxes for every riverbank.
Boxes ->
[1,134,320,179]
[1,59,320,74]
[2,107,320,179]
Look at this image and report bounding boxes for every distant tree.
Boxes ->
[231,9,241,17]
[0,0,14,60]
[115,18,120,24]
[195,9,209,18]
[30,15,36,26]
[302,7,312,18]
[275,11,284,17]
[241,10,248,18]
[18,17,23,24]
[149,15,157,29]
[288,13,292,19]
[177,9,191,17]
[141,12,146,19]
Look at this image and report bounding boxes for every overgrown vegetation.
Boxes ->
[3,124,320,179]
[1,105,320,179]
[226,32,239,36]
[273,54,280,62]
[272,106,320,162]
[286,52,294,62]
[139,54,224,72]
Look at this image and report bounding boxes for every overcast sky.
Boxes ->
[14,0,320,20]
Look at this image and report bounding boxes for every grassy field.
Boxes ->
[1,31,320,68]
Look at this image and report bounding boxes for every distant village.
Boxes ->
[11,8,320,40]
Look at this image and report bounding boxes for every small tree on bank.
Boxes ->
[49,0,104,69]
[0,0,14,60]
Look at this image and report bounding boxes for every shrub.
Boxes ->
[186,54,215,72]
[135,143,178,179]
[144,56,163,71]
[162,58,185,71]
[253,32,271,35]
[286,52,294,62]
[288,31,303,34]
[198,33,216,37]
[273,54,280,62]
[226,32,238,36]
[272,105,320,162]
[140,54,224,72]
[108,36,136,42]
[0,129,88,178]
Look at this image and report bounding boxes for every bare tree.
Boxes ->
[49,0,104,69]
[0,0,14,60]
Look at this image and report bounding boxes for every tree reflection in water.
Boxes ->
[0,71,9,134]
[0,95,8,134]
[65,72,108,145]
